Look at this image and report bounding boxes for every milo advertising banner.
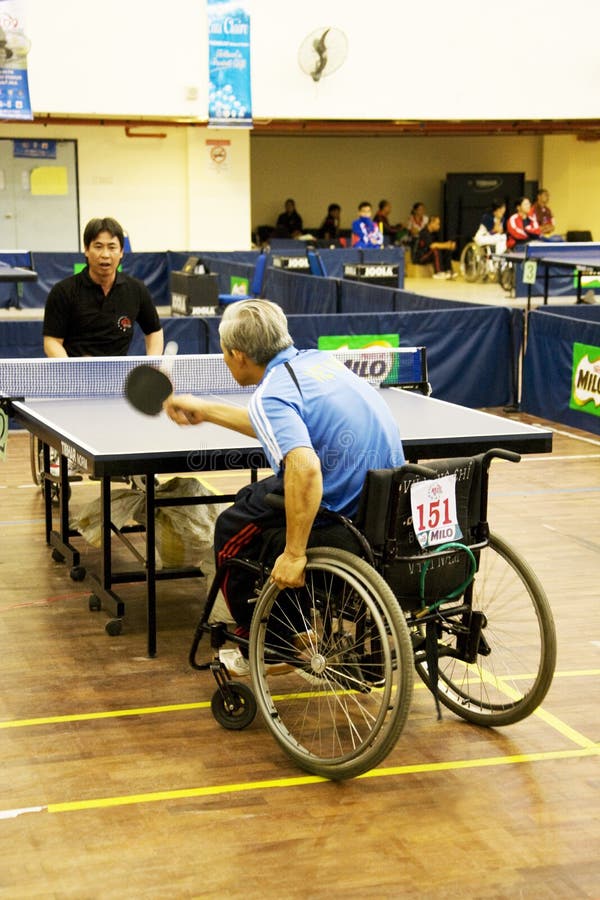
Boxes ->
[570,342,600,419]
[318,333,401,385]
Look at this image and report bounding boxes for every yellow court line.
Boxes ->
[39,745,597,814]
[2,667,600,733]
[0,702,211,729]
[495,669,600,681]
[476,663,597,750]
[532,706,598,749]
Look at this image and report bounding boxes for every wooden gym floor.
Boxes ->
[0,411,599,899]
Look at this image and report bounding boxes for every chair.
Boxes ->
[218,252,268,306]
[306,248,327,276]
[566,230,593,242]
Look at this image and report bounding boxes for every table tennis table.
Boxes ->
[1,352,553,657]
[504,248,600,308]
[0,264,38,309]
[535,252,600,304]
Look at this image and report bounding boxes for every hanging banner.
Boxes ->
[207,0,252,128]
[0,1,32,120]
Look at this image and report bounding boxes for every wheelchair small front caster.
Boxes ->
[51,548,65,564]
[70,565,86,582]
[105,618,122,636]
[211,682,257,730]
[88,594,101,612]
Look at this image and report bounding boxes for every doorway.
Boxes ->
[0,138,79,250]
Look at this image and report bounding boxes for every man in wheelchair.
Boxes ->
[164,299,405,669]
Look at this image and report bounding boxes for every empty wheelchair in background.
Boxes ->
[29,434,82,504]
[189,448,556,780]
[460,241,515,294]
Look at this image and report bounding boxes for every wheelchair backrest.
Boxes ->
[355,456,484,608]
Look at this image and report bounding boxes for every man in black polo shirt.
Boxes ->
[43,217,164,357]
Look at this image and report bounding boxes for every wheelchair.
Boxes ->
[460,241,515,293]
[189,448,556,781]
[29,434,81,505]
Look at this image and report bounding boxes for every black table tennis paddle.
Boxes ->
[124,341,178,416]
[125,365,173,416]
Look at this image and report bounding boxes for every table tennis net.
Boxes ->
[0,348,428,400]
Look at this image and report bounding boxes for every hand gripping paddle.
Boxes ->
[124,341,178,416]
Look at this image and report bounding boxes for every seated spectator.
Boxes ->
[506,197,541,249]
[351,201,384,248]
[532,188,557,237]
[274,198,303,238]
[473,199,507,255]
[412,214,457,279]
[406,202,429,237]
[319,203,341,241]
[373,199,406,244]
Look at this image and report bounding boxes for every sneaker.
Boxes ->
[218,648,250,677]
[432,272,447,280]
[219,647,299,678]
[582,290,596,304]
[447,271,458,280]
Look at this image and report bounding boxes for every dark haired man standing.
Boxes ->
[43,216,163,357]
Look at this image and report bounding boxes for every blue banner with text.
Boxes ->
[207,0,252,128]
[0,1,32,120]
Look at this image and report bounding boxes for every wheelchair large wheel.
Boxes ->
[460,242,484,282]
[415,532,556,727]
[29,434,43,487]
[248,547,414,780]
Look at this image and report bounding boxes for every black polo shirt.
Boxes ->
[43,266,161,356]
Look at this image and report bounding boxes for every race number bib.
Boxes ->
[410,474,463,549]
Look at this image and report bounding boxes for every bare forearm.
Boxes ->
[145,329,164,356]
[269,448,323,589]
[283,449,323,556]
[165,394,256,435]
[204,401,256,435]
[43,336,68,358]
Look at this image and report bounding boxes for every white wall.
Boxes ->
[250,1,600,120]
[23,0,600,121]
[0,121,251,250]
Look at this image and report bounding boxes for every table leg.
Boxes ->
[145,474,157,658]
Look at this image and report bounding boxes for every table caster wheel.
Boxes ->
[88,594,101,612]
[105,618,123,636]
[211,683,256,730]
[70,565,86,581]
[51,548,65,564]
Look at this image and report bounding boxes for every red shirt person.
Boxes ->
[506,197,541,249]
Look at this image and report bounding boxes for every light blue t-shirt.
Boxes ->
[248,347,405,516]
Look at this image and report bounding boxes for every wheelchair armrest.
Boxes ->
[265,491,348,525]
[396,462,438,479]
[481,448,521,467]
[265,492,374,564]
